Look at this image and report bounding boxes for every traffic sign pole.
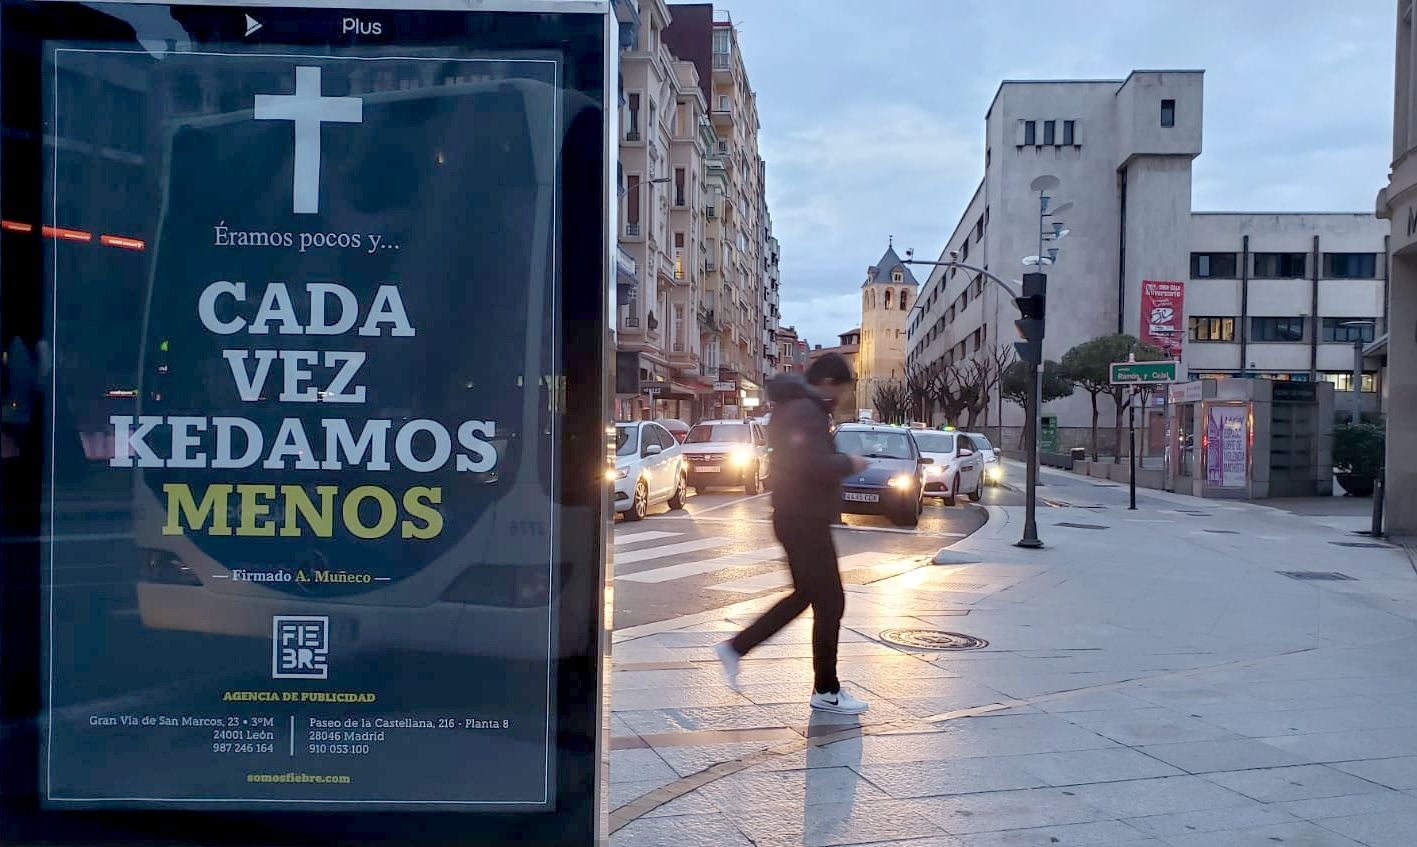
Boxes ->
[1129,386,1138,510]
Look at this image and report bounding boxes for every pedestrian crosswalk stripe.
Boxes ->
[614,537,734,565]
[613,531,682,547]
[705,552,914,594]
[616,544,785,584]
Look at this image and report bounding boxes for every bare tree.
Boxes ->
[928,363,972,427]
[962,346,1013,429]
[905,368,933,423]
[872,380,910,425]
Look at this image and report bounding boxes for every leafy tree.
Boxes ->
[1000,359,1075,448]
[1059,334,1164,461]
[872,380,910,425]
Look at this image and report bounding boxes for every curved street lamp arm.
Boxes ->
[901,258,1022,299]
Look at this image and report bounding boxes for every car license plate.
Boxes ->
[696,465,720,473]
[843,492,878,503]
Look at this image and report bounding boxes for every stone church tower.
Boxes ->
[856,241,918,417]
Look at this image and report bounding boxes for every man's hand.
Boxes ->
[847,455,870,474]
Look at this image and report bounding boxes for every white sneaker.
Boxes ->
[714,641,741,692]
[810,688,869,714]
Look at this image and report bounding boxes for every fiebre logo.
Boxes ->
[272,615,330,679]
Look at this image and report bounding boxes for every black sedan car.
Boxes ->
[832,423,931,527]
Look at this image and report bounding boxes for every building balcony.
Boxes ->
[625,222,641,238]
[711,107,734,131]
[616,245,637,278]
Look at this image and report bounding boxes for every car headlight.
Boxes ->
[730,447,754,467]
[609,467,628,481]
[987,464,1003,480]
[889,475,913,489]
[925,464,944,476]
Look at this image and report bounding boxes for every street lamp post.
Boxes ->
[1340,320,1382,536]
[904,178,1073,551]
[1340,320,1374,424]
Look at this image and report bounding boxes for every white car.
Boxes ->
[963,431,1004,486]
[910,429,984,506]
[683,419,770,494]
[612,421,688,520]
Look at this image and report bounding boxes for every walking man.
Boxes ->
[714,353,871,714]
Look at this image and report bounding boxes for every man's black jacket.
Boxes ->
[765,375,854,523]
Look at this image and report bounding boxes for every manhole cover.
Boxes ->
[1057,522,1108,530]
[1278,571,1356,581]
[879,629,988,650]
[1330,541,1392,549]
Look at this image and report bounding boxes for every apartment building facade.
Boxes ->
[763,211,782,382]
[773,324,807,375]
[908,70,1390,450]
[616,0,781,422]
[666,3,770,416]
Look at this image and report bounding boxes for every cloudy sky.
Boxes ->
[726,0,1395,349]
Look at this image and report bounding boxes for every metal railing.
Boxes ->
[625,223,640,237]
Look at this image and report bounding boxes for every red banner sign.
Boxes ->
[1141,280,1184,355]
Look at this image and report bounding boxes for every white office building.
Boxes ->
[908,70,1390,451]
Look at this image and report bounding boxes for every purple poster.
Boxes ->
[1206,406,1248,488]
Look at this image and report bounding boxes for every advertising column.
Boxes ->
[0,8,609,840]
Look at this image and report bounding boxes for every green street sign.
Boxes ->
[1110,360,1180,385]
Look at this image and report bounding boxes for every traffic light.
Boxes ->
[1013,272,1047,365]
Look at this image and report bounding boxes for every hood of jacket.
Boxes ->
[766,374,831,411]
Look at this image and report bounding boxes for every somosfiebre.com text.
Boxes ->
[246,772,351,785]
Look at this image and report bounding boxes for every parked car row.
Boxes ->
[611,417,999,526]
[611,418,768,520]
[831,424,1001,527]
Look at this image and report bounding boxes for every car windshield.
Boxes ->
[615,425,638,457]
[971,434,994,451]
[687,424,750,444]
[912,432,957,453]
[834,430,914,459]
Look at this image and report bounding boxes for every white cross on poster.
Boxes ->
[254,66,362,214]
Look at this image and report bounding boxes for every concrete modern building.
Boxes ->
[857,244,917,413]
[1375,0,1417,537]
[908,70,1390,451]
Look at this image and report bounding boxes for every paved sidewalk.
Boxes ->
[607,468,1417,846]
